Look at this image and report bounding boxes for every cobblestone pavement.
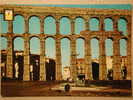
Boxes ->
[1,81,132,97]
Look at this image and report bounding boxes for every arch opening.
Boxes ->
[105,39,113,80]
[75,17,85,34]
[89,18,99,31]
[0,14,8,33]
[13,37,24,80]
[118,18,127,36]
[104,18,113,31]
[44,16,56,34]
[30,37,40,80]
[61,38,71,80]
[29,16,40,34]
[13,15,25,34]
[60,17,71,34]
[91,38,99,80]
[120,38,127,80]
[0,37,7,78]
[45,37,56,81]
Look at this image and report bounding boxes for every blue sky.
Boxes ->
[0,4,129,69]
[18,4,132,10]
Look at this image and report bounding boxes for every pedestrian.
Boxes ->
[122,66,127,80]
[64,83,70,92]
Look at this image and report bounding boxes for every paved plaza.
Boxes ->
[1,81,132,97]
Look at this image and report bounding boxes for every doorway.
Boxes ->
[92,62,99,80]
[30,54,40,81]
[45,59,56,81]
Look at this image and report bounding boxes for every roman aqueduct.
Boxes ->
[0,5,132,81]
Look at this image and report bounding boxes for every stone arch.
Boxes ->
[29,35,40,40]
[75,36,85,40]
[13,15,25,34]
[90,38,99,58]
[44,16,56,34]
[45,35,56,81]
[90,37,100,80]
[13,37,24,80]
[13,37,24,51]
[30,37,40,54]
[44,15,56,19]
[60,36,71,41]
[105,37,114,41]
[119,38,128,80]
[61,38,71,80]
[29,16,41,34]
[76,38,85,58]
[28,15,41,20]
[75,17,85,34]
[45,36,55,40]
[59,16,71,20]
[29,37,40,80]
[119,17,128,23]
[13,36,24,41]
[45,37,56,59]
[74,16,85,20]
[0,37,7,50]
[89,17,99,31]
[119,38,127,56]
[90,36,100,40]
[60,17,71,34]
[104,18,113,31]
[118,17,127,36]
[0,14,8,33]
[119,37,128,41]
[105,38,113,78]
[14,14,25,17]
[105,38,113,56]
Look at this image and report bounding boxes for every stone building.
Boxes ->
[76,58,86,80]
[62,66,71,80]
[0,5,132,81]
[1,50,56,81]
[71,57,128,80]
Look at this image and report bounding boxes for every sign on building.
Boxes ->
[4,9,14,21]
